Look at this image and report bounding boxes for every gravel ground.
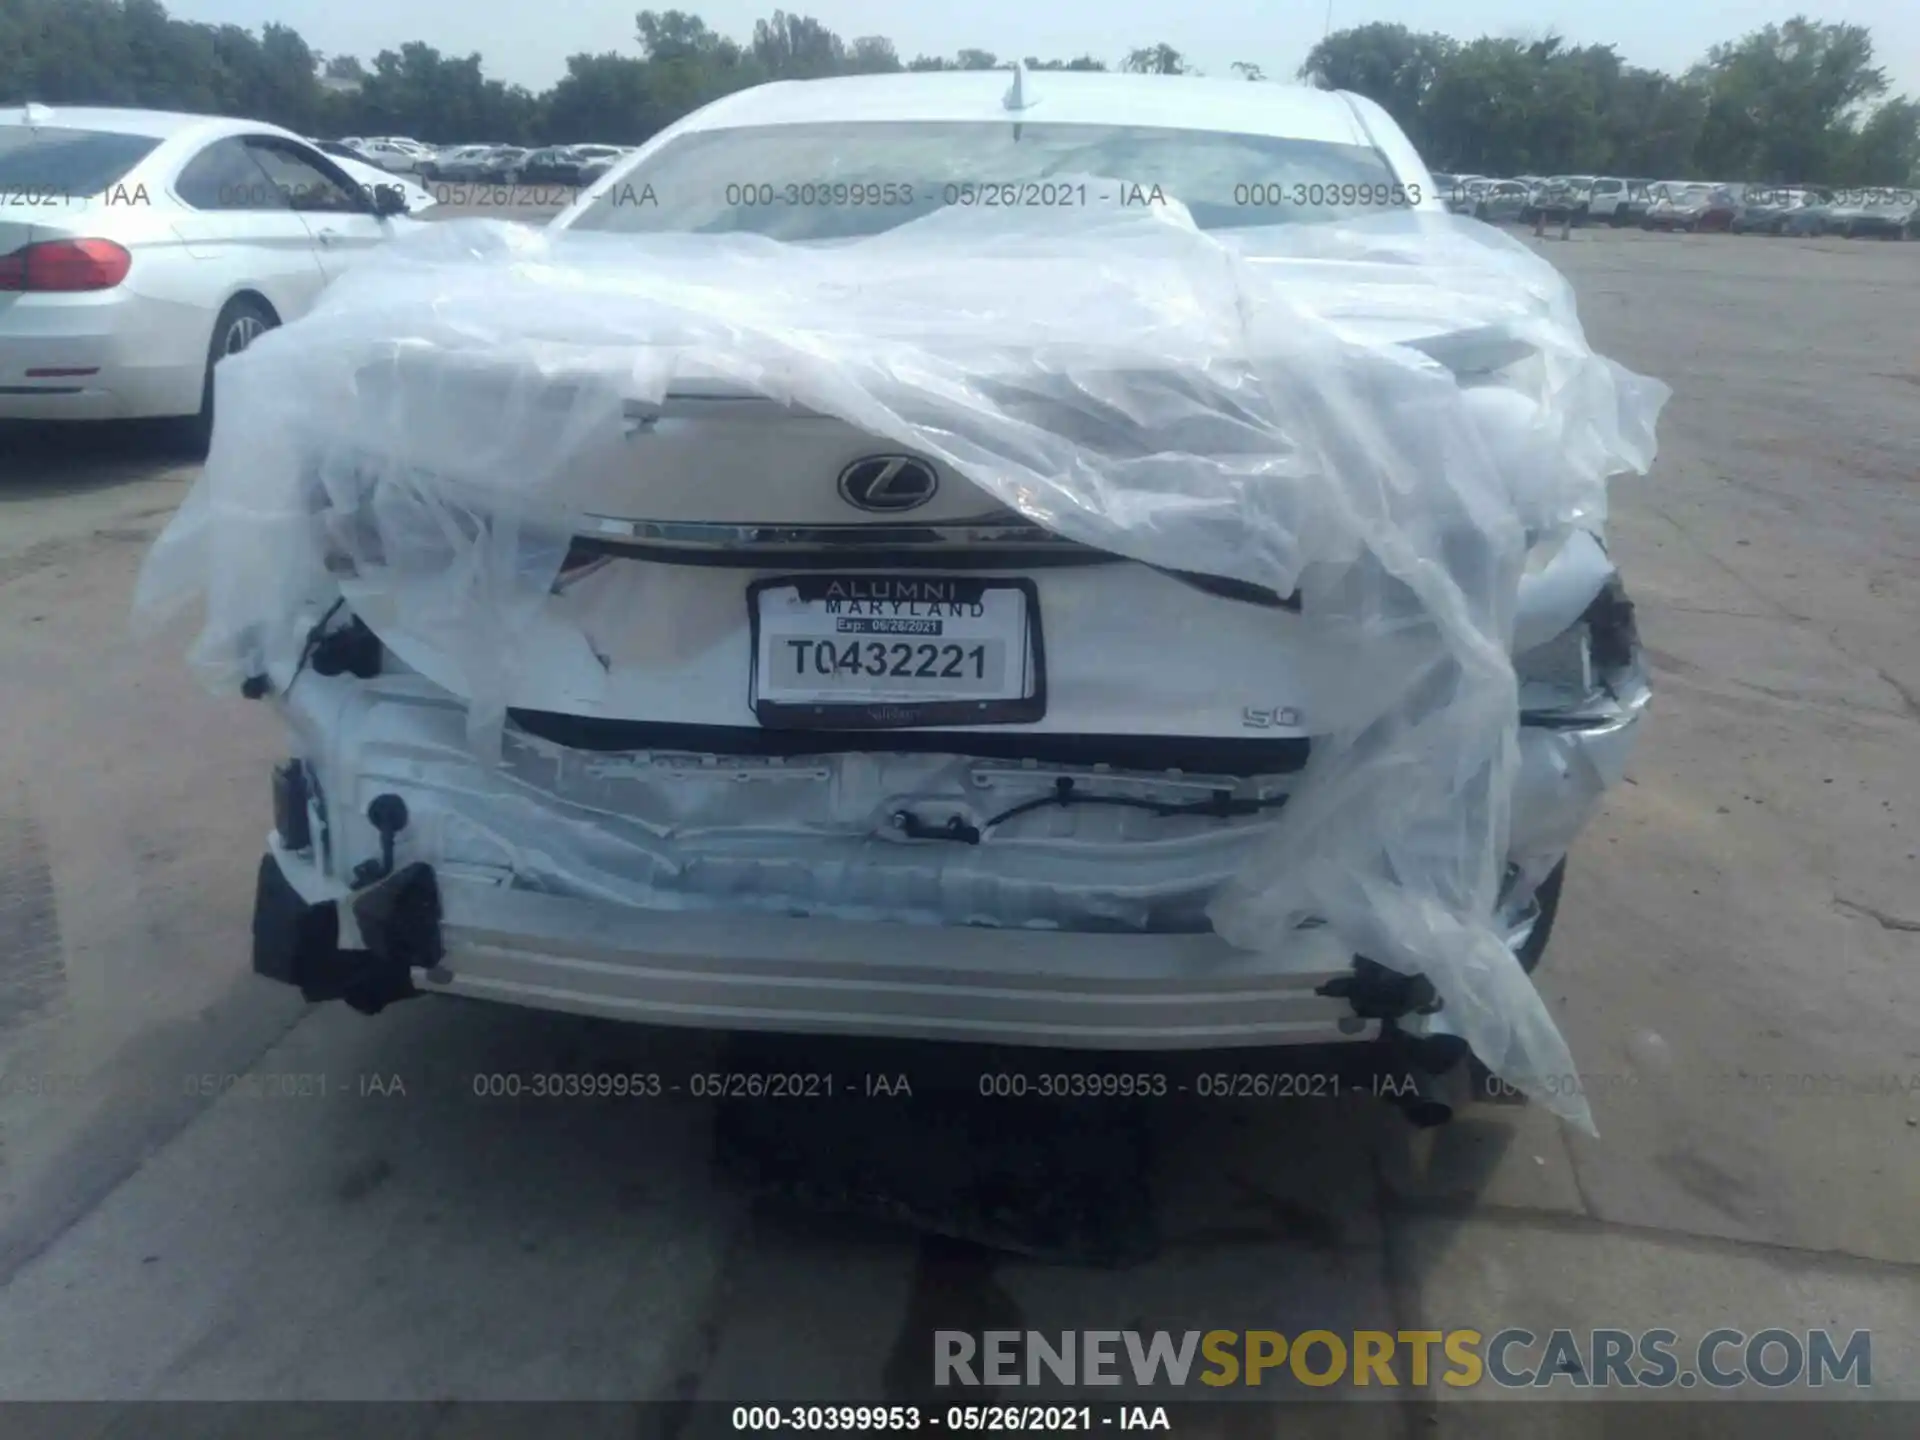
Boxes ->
[0,223,1916,1428]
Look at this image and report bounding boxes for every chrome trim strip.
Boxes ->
[578,515,1089,552]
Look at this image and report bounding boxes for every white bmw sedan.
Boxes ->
[0,105,429,439]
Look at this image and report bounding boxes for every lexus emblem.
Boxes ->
[838,455,939,513]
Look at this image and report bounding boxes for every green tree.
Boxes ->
[1691,18,1887,180]
[1122,44,1191,76]
[634,9,763,127]
[1298,22,1455,140]
[751,11,846,80]
[1607,69,1708,177]
[543,53,658,144]
[1841,98,1920,184]
[845,37,902,74]
[1415,38,1540,172]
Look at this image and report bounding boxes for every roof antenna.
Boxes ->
[1003,60,1034,143]
[1002,60,1034,113]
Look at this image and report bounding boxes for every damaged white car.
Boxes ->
[137,70,1663,1128]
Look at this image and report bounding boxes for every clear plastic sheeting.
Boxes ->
[134,203,1667,1131]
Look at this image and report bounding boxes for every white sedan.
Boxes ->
[349,138,434,175]
[0,105,430,438]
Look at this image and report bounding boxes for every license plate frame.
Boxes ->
[748,574,1046,729]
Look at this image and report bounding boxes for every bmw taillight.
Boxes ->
[0,238,133,292]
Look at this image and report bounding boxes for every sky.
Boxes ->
[165,0,1920,100]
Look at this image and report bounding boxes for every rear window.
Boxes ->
[0,126,160,197]
[565,121,1409,241]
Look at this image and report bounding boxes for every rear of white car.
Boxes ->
[1,107,427,424]
[217,73,1651,1119]
[0,121,190,419]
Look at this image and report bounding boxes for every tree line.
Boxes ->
[1,1,1914,184]
[1301,20,1916,185]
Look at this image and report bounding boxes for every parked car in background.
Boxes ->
[1585,177,1625,222]
[1515,177,1551,222]
[1642,182,1735,231]
[0,104,423,439]
[1617,180,1655,226]
[570,144,628,167]
[1586,177,1652,226]
[417,144,489,181]
[327,152,438,217]
[352,138,428,175]
[444,146,515,182]
[478,146,531,182]
[1557,176,1598,223]
[508,146,582,184]
[1730,186,1807,234]
[1431,172,1480,213]
[1777,188,1912,238]
[1780,190,1840,236]
[370,137,432,158]
[1467,179,1530,224]
[1528,175,1583,226]
[571,145,632,186]
[1838,188,1918,238]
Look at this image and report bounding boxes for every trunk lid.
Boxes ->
[316,265,1536,754]
[0,200,88,259]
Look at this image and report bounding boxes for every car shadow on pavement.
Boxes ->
[343,998,1522,1407]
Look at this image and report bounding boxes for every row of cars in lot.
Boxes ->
[314,136,635,188]
[1438,172,1920,238]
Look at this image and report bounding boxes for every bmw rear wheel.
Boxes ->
[182,295,277,452]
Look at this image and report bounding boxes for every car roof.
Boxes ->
[0,104,286,143]
[678,71,1372,146]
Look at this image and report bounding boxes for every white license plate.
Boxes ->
[750,575,1043,728]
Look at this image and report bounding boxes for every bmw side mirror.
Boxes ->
[370,184,409,218]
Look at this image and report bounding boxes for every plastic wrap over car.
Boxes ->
[132,202,1667,1130]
